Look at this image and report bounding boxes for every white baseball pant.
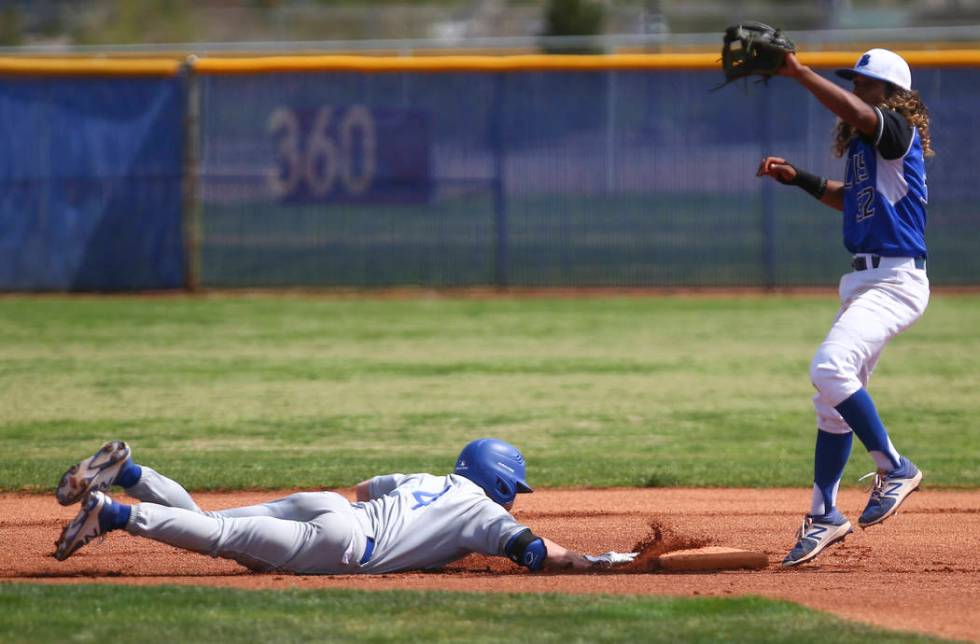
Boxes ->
[809,256,929,434]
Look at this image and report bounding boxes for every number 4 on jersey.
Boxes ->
[412,484,451,510]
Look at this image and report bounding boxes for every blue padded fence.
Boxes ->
[1,62,978,291]
[196,66,980,288]
[0,75,184,291]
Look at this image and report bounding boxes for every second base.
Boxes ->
[656,546,768,571]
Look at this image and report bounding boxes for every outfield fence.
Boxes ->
[2,52,979,290]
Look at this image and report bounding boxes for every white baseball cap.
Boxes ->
[835,48,912,91]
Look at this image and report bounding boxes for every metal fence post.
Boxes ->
[760,85,776,289]
[605,69,617,193]
[180,55,202,291]
[491,73,508,288]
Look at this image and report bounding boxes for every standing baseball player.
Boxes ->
[54,438,635,573]
[757,48,932,566]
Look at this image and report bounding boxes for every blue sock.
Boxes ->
[98,499,132,531]
[813,430,852,515]
[834,388,901,469]
[115,460,142,489]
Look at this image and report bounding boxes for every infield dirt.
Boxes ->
[3,487,979,642]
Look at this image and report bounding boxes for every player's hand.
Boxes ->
[777,51,805,78]
[584,551,638,568]
[756,156,797,184]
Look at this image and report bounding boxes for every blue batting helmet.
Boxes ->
[453,438,533,506]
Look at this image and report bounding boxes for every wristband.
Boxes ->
[505,529,547,571]
[787,165,828,200]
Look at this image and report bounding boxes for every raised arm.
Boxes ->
[778,53,878,136]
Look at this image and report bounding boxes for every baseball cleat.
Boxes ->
[54,490,112,561]
[858,457,922,528]
[782,509,853,567]
[56,440,131,506]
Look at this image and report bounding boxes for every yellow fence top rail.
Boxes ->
[0,58,182,76]
[192,53,715,73]
[2,50,979,76]
[193,50,980,74]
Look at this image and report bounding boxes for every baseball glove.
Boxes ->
[718,22,795,88]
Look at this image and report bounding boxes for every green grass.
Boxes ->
[0,585,945,643]
[2,296,970,644]
[1,294,978,492]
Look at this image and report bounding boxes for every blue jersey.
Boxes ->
[842,107,928,257]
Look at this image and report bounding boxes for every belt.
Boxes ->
[359,536,375,565]
[851,255,926,271]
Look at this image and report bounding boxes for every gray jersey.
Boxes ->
[351,472,527,574]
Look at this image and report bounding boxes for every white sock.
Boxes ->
[870,438,901,471]
[810,484,826,516]
[810,480,840,516]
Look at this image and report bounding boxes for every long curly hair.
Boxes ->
[833,87,934,158]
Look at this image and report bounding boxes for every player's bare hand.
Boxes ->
[777,51,805,78]
[756,156,797,184]
[544,553,593,571]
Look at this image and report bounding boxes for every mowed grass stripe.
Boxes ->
[0,585,945,643]
[0,295,977,491]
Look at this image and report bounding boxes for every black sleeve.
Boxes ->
[873,108,914,160]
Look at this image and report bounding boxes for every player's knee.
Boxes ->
[810,344,859,402]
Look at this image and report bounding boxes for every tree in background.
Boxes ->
[541,0,606,54]
[0,7,23,46]
[71,0,196,45]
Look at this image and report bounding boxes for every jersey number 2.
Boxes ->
[412,484,451,510]
[856,187,875,222]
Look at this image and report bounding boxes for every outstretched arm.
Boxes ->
[505,530,636,572]
[778,53,878,137]
[541,537,638,571]
[540,536,595,571]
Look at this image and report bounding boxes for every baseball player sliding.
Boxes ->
[54,438,636,573]
[757,48,932,566]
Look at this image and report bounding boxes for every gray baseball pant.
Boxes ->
[123,466,371,574]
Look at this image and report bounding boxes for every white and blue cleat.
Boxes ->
[858,456,922,528]
[782,508,853,567]
[54,490,112,561]
[55,440,130,506]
